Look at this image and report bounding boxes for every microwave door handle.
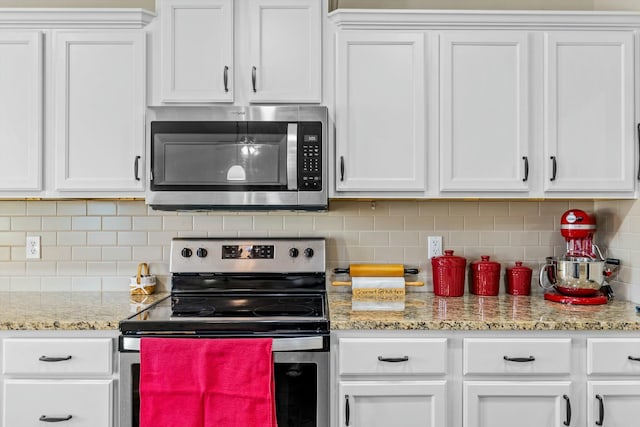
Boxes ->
[287,123,298,190]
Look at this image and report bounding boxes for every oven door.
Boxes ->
[119,336,329,427]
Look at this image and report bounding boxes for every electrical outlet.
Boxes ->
[26,235,40,259]
[427,236,442,259]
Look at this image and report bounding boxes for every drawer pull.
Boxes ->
[39,415,72,422]
[629,356,640,362]
[39,355,72,362]
[503,355,535,363]
[378,356,409,363]
[595,394,604,426]
[563,395,572,426]
[345,395,350,426]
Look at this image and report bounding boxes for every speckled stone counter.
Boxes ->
[0,292,169,330]
[328,293,640,331]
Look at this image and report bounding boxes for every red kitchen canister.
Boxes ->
[505,261,532,295]
[471,256,501,296]
[431,250,467,297]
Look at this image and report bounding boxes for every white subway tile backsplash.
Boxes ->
[223,216,254,231]
[71,277,101,292]
[103,216,132,231]
[133,216,162,231]
[57,232,86,246]
[87,201,117,215]
[2,199,638,301]
[72,216,101,231]
[87,232,117,246]
[103,247,132,261]
[87,262,118,277]
[72,246,102,261]
[57,262,87,276]
[43,216,72,231]
[163,216,194,231]
[27,201,56,216]
[10,277,41,291]
[118,232,148,246]
[42,277,72,292]
[11,217,41,231]
[57,201,86,216]
[0,201,26,216]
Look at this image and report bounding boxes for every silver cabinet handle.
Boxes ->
[252,66,257,92]
[223,65,229,93]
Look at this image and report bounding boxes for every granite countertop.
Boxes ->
[0,292,168,331]
[1,291,639,331]
[328,292,640,331]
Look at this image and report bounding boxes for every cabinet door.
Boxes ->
[159,0,233,103]
[246,0,321,103]
[464,381,573,427]
[53,31,145,193]
[339,381,446,427]
[588,381,640,427]
[543,31,635,192]
[0,31,42,192]
[440,31,530,192]
[335,32,426,192]
[3,379,112,427]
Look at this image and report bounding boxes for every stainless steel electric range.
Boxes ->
[119,237,329,427]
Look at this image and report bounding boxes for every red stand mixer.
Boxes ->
[539,209,620,305]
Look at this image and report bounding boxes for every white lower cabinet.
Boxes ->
[333,332,640,427]
[0,332,117,427]
[339,381,447,427]
[4,379,112,427]
[464,381,573,427]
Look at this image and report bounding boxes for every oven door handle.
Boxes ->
[286,123,298,190]
[121,335,325,352]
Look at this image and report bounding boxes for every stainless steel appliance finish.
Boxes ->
[146,106,328,211]
[118,237,329,427]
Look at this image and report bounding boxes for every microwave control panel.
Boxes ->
[298,122,322,191]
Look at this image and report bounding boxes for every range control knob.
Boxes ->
[304,248,314,258]
[181,248,193,258]
[196,248,208,258]
[289,247,299,258]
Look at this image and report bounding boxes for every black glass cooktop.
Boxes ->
[119,293,329,336]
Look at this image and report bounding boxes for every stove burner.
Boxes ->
[253,304,316,317]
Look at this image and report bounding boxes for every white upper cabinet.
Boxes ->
[246,0,321,103]
[0,31,43,193]
[159,0,233,103]
[53,31,146,193]
[439,31,530,193]
[543,31,635,193]
[335,32,426,192]
[153,0,322,105]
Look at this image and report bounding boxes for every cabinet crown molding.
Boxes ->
[329,9,640,29]
[0,8,155,29]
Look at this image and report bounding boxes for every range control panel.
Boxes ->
[170,238,325,274]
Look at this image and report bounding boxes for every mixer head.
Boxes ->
[560,209,596,240]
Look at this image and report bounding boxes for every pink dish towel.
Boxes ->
[140,337,277,427]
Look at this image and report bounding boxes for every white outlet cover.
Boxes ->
[26,235,40,259]
[428,236,443,259]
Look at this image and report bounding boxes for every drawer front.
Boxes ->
[3,379,112,427]
[338,338,447,375]
[3,338,112,376]
[464,338,571,375]
[588,338,640,375]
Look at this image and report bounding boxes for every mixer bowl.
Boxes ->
[540,257,604,296]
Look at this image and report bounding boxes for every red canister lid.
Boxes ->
[431,250,466,267]
[506,261,532,273]
[471,255,500,272]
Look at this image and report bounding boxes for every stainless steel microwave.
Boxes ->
[146,106,328,211]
